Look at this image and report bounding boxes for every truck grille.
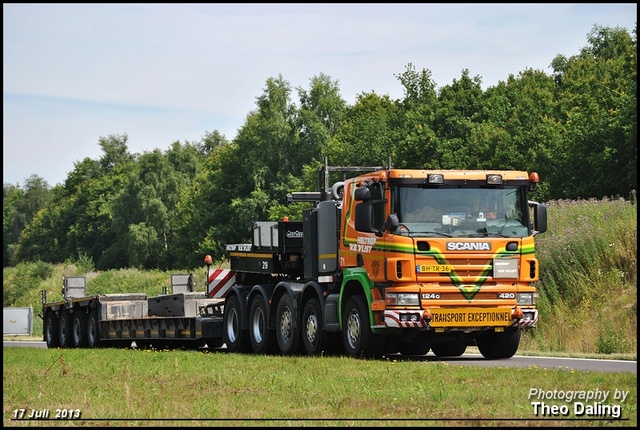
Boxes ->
[418,257,494,282]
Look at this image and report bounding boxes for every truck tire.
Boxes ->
[44,311,60,348]
[342,295,385,358]
[476,327,521,359]
[72,311,88,348]
[223,295,250,353]
[248,295,277,354]
[301,297,324,355]
[275,294,299,355]
[58,310,73,348]
[301,298,341,355]
[396,340,431,356]
[87,309,101,348]
[431,338,467,357]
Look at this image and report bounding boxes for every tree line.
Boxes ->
[3,25,636,270]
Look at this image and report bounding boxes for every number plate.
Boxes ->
[417,264,452,273]
[429,308,512,327]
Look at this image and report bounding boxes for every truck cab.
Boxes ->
[337,169,547,358]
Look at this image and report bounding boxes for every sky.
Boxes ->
[3,3,637,187]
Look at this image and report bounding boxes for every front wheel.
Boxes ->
[342,295,385,358]
[476,328,521,359]
[223,295,250,353]
[275,294,299,355]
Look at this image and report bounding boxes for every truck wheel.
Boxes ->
[72,311,88,348]
[476,328,521,359]
[396,339,431,356]
[275,294,299,355]
[431,338,467,357]
[87,309,101,348]
[58,310,73,348]
[301,297,324,355]
[342,295,385,358]
[44,311,60,348]
[223,295,250,353]
[248,295,277,354]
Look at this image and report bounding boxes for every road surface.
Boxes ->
[3,340,635,373]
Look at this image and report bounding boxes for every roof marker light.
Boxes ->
[428,174,444,184]
[486,174,503,185]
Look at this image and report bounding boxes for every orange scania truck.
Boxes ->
[220,160,547,359]
[42,161,547,359]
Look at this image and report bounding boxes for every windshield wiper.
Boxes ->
[461,230,510,238]
[408,230,453,237]
[483,232,510,237]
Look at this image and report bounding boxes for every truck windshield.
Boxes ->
[396,187,529,238]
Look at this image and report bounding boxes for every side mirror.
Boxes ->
[354,187,370,201]
[385,214,399,233]
[355,201,372,232]
[534,203,547,234]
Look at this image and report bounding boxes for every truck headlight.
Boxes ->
[386,293,420,306]
[517,292,537,306]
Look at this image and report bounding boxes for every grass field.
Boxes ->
[2,345,637,427]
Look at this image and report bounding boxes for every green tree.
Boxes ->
[272,73,347,218]
[3,183,23,266]
[551,25,637,199]
[475,69,561,201]
[15,183,74,265]
[98,132,134,171]
[396,62,439,107]
[431,69,485,169]
[328,91,399,168]
[222,75,301,227]
[392,63,439,169]
[173,74,345,264]
[16,135,133,268]
[172,141,244,265]
[3,176,52,265]
[111,142,201,269]
[297,73,347,157]
[198,130,229,156]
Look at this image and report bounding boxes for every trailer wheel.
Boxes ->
[476,327,521,359]
[87,309,101,348]
[44,311,60,348]
[58,310,73,348]
[72,311,88,348]
[249,295,277,354]
[275,294,299,355]
[342,295,385,358]
[223,295,250,353]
